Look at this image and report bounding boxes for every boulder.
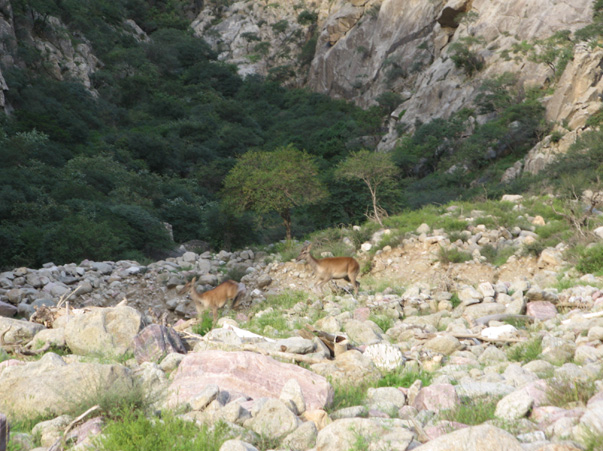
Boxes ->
[316,418,414,451]
[0,317,44,344]
[166,351,333,411]
[64,306,143,356]
[245,398,300,440]
[424,335,462,355]
[343,319,383,345]
[495,390,535,421]
[311,350,381,385]
[413,384,458,411]
[526,301,557,320]
[0,301,16,318]
[0,353,134,417]
[413,424,523,450]
[282,421,318,451]
[131,324,186,364]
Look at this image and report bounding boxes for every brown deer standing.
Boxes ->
[179,277,246,323]
[297,243,360,295]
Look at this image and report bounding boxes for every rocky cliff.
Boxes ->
[194,0,602,176]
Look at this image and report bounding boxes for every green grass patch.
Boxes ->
[329,380,371,412]
[376,367,433,388]
[191,311,214,336]
[507,337,542,363]
[361,276,405,296]
[440,396,500,425]
[480,244,516,266]
[275,240,304,262]
[369,314,394,333]
[97,411,230,451]
[450,293,461,309]
[243,290,309,337]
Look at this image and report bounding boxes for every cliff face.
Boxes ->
[195,0,601,176]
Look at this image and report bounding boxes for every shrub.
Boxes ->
[448,37,485,76]
[576,244,603,275]
[438,246,472,264]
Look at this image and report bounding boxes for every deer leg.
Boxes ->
[212,306,219,324]
[348,272,359,296]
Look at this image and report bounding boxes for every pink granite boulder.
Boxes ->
[167,350,333,411]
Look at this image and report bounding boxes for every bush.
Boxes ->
[576,244,603,275]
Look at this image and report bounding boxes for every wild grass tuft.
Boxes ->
[97,411,230,451]
[369,314,394,333]
[438,246,472,264]
[440,396,500,425]
[328,380,371,412]
[377,367,433,389]
[507,337,542,363]
[546,377,598,408]
[275,240,303,262]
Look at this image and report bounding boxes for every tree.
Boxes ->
[222,145,327,240]
[335,149,397,226]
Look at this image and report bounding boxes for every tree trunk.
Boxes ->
[281,208,292,240]
[367,183,383,226]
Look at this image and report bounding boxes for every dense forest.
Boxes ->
[1,0,601,269]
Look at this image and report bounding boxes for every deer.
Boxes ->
[297,243,360,296]
[179,277,246,323]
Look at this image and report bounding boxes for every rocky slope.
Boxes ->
[1,194,603,450]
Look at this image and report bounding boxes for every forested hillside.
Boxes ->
[0,0,387,268]
[0,0,602,270]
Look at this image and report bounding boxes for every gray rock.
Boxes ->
[495,390,534,421]
[478,346,508,364]
[245,399,300,440]
[316,418,414,451]
[413,384,458,412]
[280,378,306,415]
[64,305,143,356]
[275,337,315,354]
[330,405,368,419]
[0,300,16,317]
[367,387,407,413]
[0,353,134,418]
[281,421,317,451]
[413,424,523,450]
[219,440,259,451]
[131,324,186,364]
[190,385,220,411]
[456,382,515,399]
[343,319,383,345]
[424,335,462,355]
[32,414,72,447]
[0,317,44,344]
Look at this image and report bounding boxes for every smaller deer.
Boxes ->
[297,243,360,296]
[179,277,246,323]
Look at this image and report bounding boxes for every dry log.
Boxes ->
[473,314,534,326]
[451,333,525,344]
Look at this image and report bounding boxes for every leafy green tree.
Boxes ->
[335,150,397,226]
[222,145,327,240]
